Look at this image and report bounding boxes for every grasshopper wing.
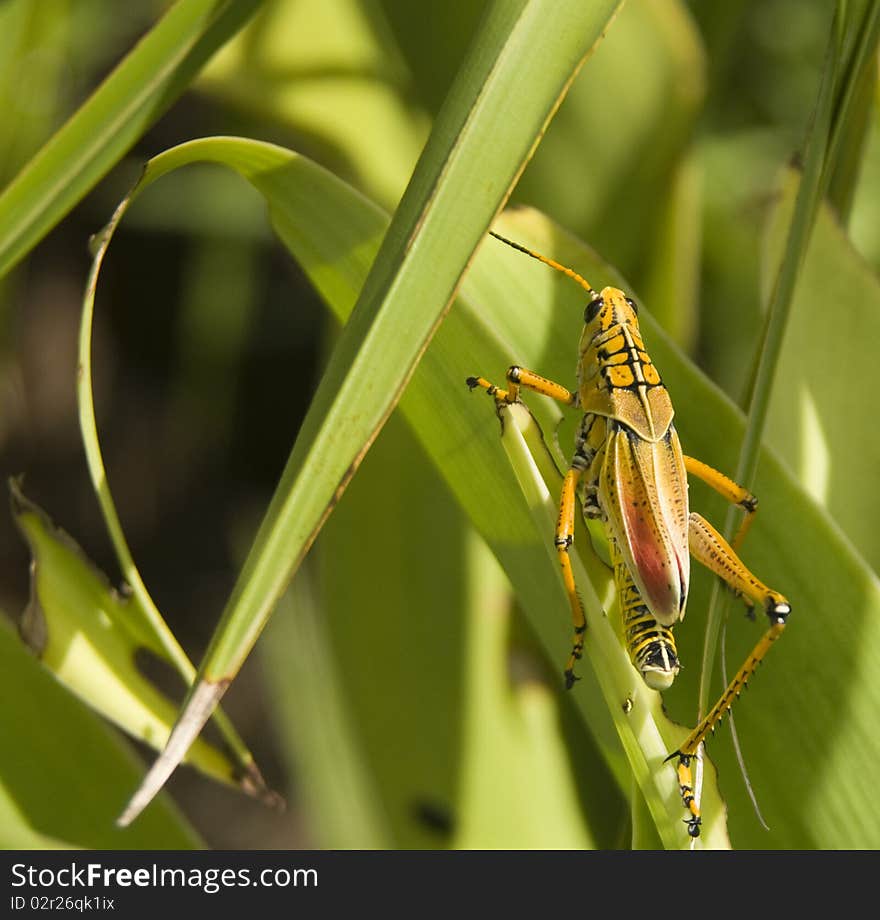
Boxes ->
[600,423,690,627]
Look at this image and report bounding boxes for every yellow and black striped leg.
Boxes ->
[556,467,587,689]
[667,511,790,834]
[683,455,758,550]
[674,754,702,839]
[467,369,585,688]
[467,366,577,408]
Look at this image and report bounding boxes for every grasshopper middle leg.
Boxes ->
[683,455,759,550]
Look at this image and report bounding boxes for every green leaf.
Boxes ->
[101,0,622,823]
[452,528,595,849]
[0,0,265,280]
[0,616,200,848]
[259,570,393,849]
[763,172,880,572]
[9,479,267,795]
[311,410,609,848]
[314,414,471,849]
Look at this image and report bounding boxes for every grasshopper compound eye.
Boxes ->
[584,296,603,323]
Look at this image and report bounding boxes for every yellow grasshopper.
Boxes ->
[467,231,790,838]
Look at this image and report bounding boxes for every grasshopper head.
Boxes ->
[578,287,642,374]
[582,286,639,335]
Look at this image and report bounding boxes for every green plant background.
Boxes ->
[1,0,878,850]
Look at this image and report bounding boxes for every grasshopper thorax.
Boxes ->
[576,288,674,443]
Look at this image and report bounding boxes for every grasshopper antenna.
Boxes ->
[489,231,596,297]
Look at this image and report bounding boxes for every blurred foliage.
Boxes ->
[0,0,878,850]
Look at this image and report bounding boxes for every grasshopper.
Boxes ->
[467,231,790,838]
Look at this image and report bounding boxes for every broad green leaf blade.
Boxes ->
[260,571,393,849]
[453,528,595,850]
[313,409,610,848]
[0,617,200,849]
[763,172,880,573]
[9,479,262,793]
[314,414,469,849]
[0,0,265,280]
[111,0,622,823]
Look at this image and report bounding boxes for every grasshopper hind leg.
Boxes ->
[666,511,790,836]
[681,511,790,753]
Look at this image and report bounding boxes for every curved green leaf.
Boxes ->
[10,480,259,792]
[0,616,200,848]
